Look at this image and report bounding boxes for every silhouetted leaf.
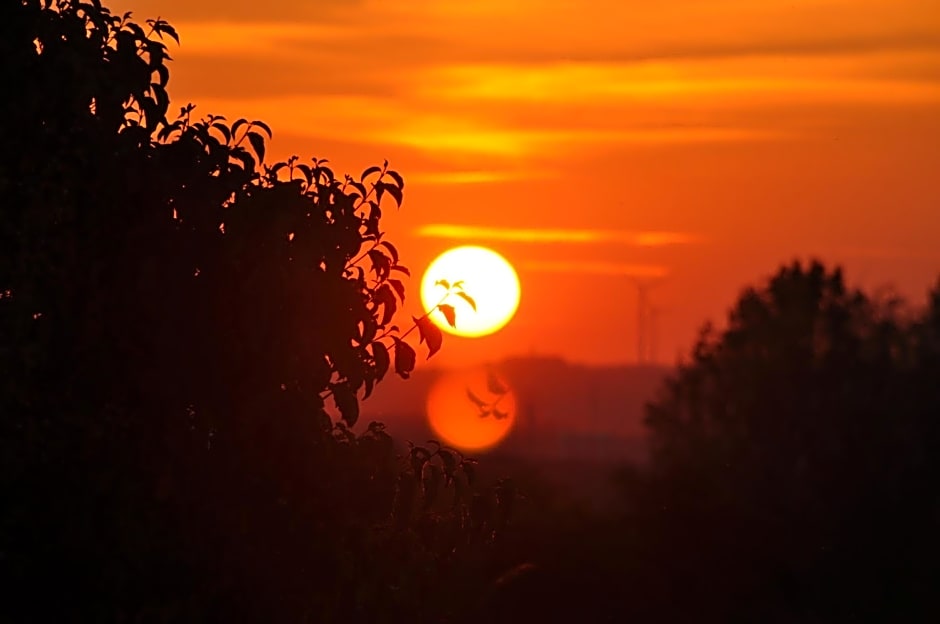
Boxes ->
[295,164,313,185]
[253,119,273,138]
[359,316,377,345]
[316,165,335,184]
[368,248,391,281]
[372,341,390,380]
[387,169,405,189]
[360,166,381,182]
[151,20,180,44]
[124,22,146,41]
[493,408,509,420]
[385,183,403,208]
[155,64,169,87]
[332,382,359,427]
[438,304,457,328]
[362,375,375,400]
[246,131,266,164]
[211,122,231,143]
[389,278,406,303]
[435,279,451,290]
[391,265,411,277]
[414,315,443,359]
[373,284,397,326]
[393,339,416,379]
[379,240,399,264]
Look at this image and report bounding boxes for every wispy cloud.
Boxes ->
[417,61,940,106]
[406,170,541,185]
[139,0,940,165]
[416,224,700,246]
[522,260,670,278]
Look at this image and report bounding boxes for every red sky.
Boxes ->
[118,0,940,366]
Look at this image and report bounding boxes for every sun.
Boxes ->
[420,246,521,337]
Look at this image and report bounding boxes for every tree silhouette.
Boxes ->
[618,261,940,622]
[1,2,505,621]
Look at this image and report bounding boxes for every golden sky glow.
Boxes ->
[116,0,940,365]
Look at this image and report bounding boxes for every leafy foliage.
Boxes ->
[0,2,509,621]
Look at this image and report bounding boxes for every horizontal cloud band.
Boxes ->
[415,224,700,246]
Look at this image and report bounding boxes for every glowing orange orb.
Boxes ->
[426,368,516,452]
[420,246,521,337]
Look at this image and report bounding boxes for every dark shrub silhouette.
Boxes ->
[617,261,940,623]
[1,2,505,621]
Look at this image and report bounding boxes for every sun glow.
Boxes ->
[420,246,521,337]
[426,368,516,452]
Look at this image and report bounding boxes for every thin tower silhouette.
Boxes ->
[630,275,666,364]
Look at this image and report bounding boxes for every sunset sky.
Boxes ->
[119,0,940,366]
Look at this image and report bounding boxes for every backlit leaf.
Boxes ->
[455,291,477,312]
[438,303,457,328]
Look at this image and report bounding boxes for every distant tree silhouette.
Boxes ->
[1,2,507,621]
[617,261,940,623]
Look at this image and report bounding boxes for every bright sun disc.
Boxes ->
[420,246,521,337]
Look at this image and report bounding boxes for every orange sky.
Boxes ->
[118,0,940,366]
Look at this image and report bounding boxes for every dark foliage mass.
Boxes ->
[473,264,940,624]
[1,2,507,621]
[619,262,940,622]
